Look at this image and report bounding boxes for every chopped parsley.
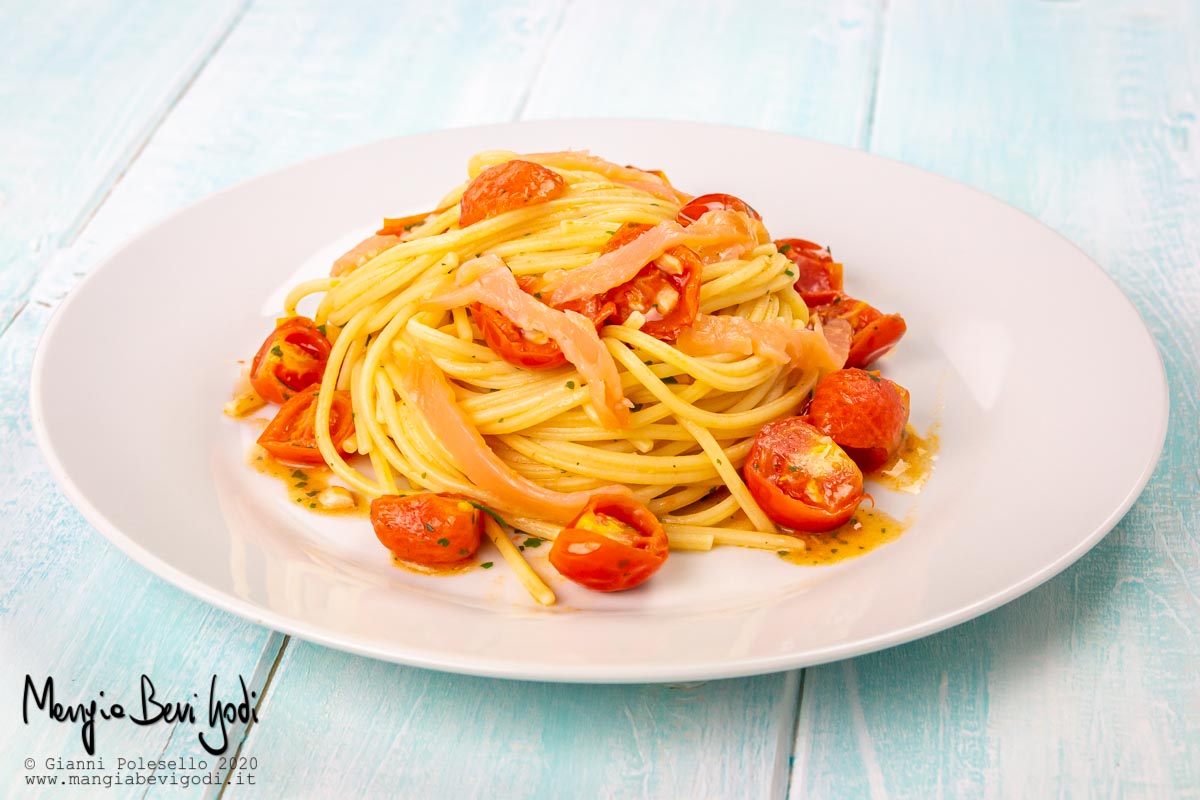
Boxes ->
[424,522,435,532]
[270,345,283,357]
[317,324,327,336]
[468,501,506,528]
[437,537,451,547]
[306,490,320,497]
[523,536,545,548]
[785,269,795,277]
[866,372,881,382]
[291,470,306,479]
[458,548,470,556]
[566,381,575,389]
[778,243,792,254]
[480,562,494,569]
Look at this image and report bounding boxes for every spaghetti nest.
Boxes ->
[283,150,840,550]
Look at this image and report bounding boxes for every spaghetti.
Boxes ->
[240,149,913,602]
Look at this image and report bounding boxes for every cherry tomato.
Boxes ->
[812,294,907,368]
[459,160,567,227]
[807,369,911,472]
[249,317,332,404]
[600,223,702,341]
[472,276,615,370]
[471,301,570,370]
[370,493,483,567]
[257,388,354,464]
[549,494,669,592]
[676,192,762,226]
[775,238,844,306]
[744,417,864,532]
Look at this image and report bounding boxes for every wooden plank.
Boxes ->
[234,641,800,799]
[0,301,287,797]
[214,2,885,798]
[793,1,1200,797]
[522,0,884,146]
[0,0,247,332]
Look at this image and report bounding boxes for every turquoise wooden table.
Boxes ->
[2,1,1197,797]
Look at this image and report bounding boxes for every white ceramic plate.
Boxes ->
[32,120,1167,682]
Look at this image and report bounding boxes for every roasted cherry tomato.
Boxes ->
[812,294,907,369]
[775,238,843,306]
[744,417,864,532]
[549,494,669,592]
[807,369,910,472]
[676,192,762,226]
[600,223,702,341]
[257,387,354,464]
[459,160,566,227]
[249,317,332,404]
[370,493,483,567]
[471,301,570,370]
[472,275,615,370]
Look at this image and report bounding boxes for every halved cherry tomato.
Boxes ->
[257,388,354,464]
[744,417,864,532]
[676,192,761,226]
[549,494,669,592]
[775,238,844,306]
[459,160,566,227]
[471,276,615,370]
[811,294,907,369]
[370,493,482,567]
[471,301,569,370]
[249,317,332,404]
[807,369,910,472]
[600,223,702,341]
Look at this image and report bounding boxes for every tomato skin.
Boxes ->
[812,294,907,368]
[459,160,566,227]
[370,493,483,566]
[744,417,865,532]
[257,388,354,464]
[676,193,762,226]
[775,238,844,306]
[250,317,332,404]
[549,494,669,592]
[471,301,569,370]
[807,369,910,472]
[600,223,701,341]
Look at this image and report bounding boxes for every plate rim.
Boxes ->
[29,118,1171,683]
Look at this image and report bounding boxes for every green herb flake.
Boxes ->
[424,522,435,533]
[270,345,283,357]
[480,562,494,569]
[316,324,327,336]
[566,380,575,389]
[437,537,451,547]
[294,481,307,488]
[309,503,317,509]
[534,292,542,299]
[866,372,881,382]
[458,548,470,556]
[777,550,789,556]
[468,502,506,528]
[778,244,792,254]
[306,490,320,497]
[523,536,545,548]
[785,269,795,277]
[291,469,306,479]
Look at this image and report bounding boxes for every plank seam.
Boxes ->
[513,0,574,120]
[212,633,291,800]
[774,670,804,800]
[0,0,254,341]
[859,0,891,151]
